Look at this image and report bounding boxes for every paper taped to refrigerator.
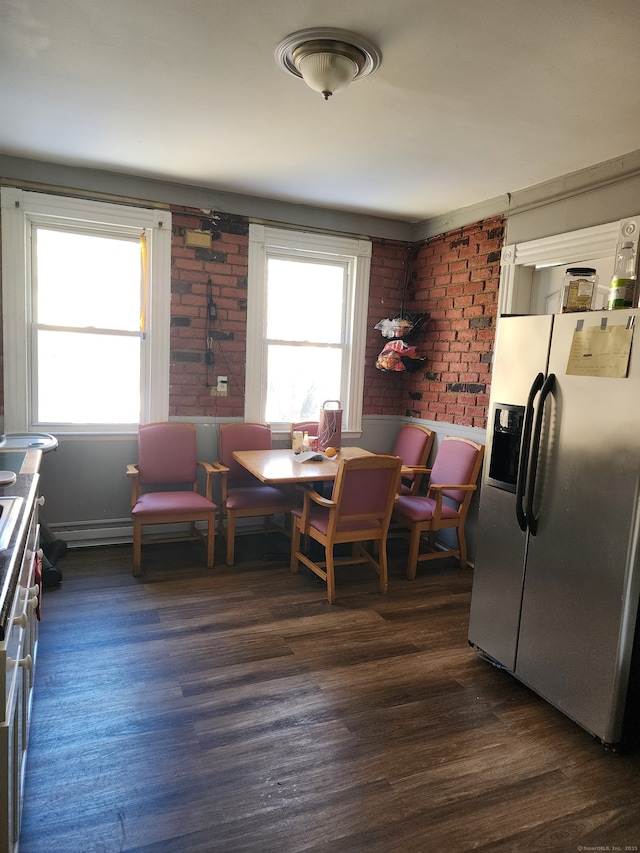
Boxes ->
[566,324,633,378]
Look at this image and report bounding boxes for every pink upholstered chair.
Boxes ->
[290,454,402,604]
[216,423,297,566]
[126,423,217,576]
[291,421,319,439]
[392,436,484,579]
[391,423,435,495]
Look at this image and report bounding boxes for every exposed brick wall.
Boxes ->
[167,208,503,427]
[401,216,504,429]
[169,207,248,418]
[168,217,413,422]
[363,240,410,416]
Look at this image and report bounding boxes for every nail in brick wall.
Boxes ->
[169,206,248,417]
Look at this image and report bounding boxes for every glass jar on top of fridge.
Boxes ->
[560,267,598,312]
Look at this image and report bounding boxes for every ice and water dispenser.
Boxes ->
[487,403,525,493]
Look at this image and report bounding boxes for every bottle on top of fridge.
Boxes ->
[607,241,637,309]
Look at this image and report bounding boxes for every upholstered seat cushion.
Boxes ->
[225,485,294,512]
[392,494,460,523]
[132,491,217,516]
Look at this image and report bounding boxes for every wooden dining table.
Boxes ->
[231,447,409,563]
[231,446,375,485]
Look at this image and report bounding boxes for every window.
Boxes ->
[246,225,371,433]
[1,188,171,433]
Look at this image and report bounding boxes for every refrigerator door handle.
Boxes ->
[515,372,545,532]
[525,372,556,536]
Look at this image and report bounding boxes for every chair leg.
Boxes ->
[132,520,142,577]
[226,512,236,566]
[325,546,336,604]
[290,519,301,572]
[206,516,215,568]
[378,538,389,595]
[406,524,423,581]
[458,528,468,568]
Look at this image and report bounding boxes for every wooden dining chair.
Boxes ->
[126,422,218,576]
[215,422,297,566]
[391,423,435,495]
[291,421,319,439]
[290,453,402,604]
[392,436,484,579]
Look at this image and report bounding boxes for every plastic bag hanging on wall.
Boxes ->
[374,311,428,341]
[376,339,425,372]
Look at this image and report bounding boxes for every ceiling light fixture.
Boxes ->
[275,28,381,100]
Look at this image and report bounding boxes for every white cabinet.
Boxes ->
[0,500,40,853]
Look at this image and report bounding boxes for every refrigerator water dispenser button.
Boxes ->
[488,403,525,493]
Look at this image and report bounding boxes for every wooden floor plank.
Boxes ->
[18,537,640,852]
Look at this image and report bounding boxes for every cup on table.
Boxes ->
[292,430,304,454]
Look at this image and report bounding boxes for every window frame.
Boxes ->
[1,188,171,434]
[246,224,371,434]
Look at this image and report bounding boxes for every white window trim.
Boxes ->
[246,224,371,434]
[1,187,171,434]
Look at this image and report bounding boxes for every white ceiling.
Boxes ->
[2,0,640,225]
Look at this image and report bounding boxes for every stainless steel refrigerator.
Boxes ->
[468,309,640,745]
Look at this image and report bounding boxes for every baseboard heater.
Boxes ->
[47,516,287,549]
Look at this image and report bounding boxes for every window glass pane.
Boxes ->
[36,228,141,330]
[37,330,140,423]
[246,224,370,432]
[265,345,342,423]
[266,258,344,343]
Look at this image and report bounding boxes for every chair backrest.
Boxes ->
[137,422,197,485]
[429,437,485,505]
[219,422,273,485]
[330,454,402,526]
[392,424,434,492]
[291,421,319,438]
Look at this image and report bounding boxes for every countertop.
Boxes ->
[0,449,42,640]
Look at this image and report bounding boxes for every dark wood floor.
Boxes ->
[19,534,640,852]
